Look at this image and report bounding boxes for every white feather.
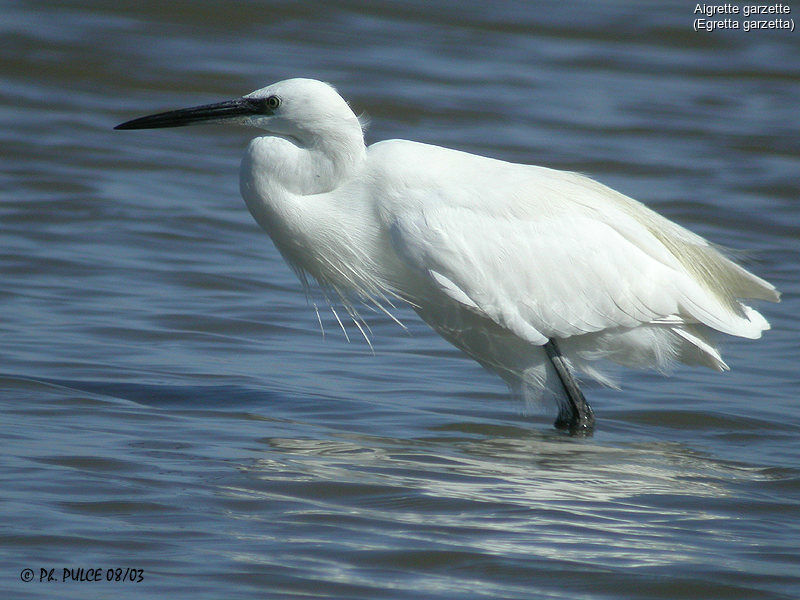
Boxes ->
[127,78,779,413]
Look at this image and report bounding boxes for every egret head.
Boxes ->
[115,78,363,148]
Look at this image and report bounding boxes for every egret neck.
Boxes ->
[240,132,363,223]
[235,85,370,295]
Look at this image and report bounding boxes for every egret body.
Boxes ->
[116,78,779,433]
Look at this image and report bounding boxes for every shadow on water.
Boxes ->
[216,425,785,595]
[4,372,798,598]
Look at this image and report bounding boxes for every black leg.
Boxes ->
[544,339,595,434]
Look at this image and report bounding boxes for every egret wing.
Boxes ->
[387,205,685,344]
[373,142,775,343]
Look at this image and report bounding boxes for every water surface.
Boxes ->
[2,2,799,598]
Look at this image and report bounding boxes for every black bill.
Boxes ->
[115,97,267,130]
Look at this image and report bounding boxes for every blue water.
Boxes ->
[2,2,799,598]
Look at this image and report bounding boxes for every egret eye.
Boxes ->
[265,95,281,110]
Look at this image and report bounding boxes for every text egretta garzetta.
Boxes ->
[116,78,779,433]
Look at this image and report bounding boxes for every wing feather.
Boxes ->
[371,140,776,344]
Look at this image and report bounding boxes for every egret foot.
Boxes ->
[544,339,595,435]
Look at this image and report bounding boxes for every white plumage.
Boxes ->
[116,78,779,431]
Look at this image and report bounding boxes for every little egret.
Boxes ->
[116,78,779,433]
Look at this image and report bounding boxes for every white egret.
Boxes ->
[116,78,779,433]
